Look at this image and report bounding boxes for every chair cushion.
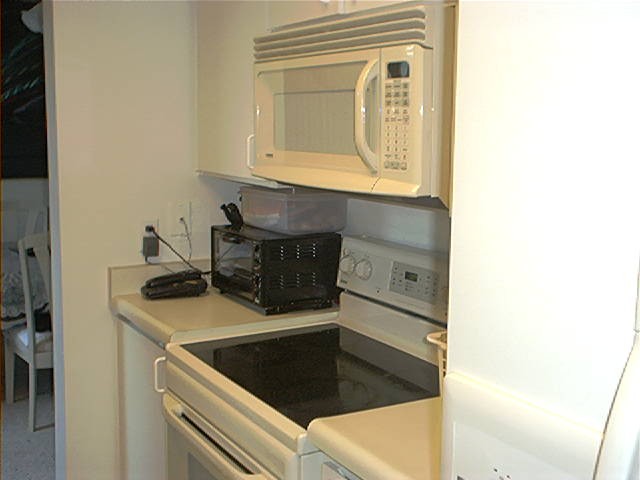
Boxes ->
[8,326,53,353]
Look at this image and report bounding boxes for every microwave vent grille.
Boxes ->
[254,4,445,61]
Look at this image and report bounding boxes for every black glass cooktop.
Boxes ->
[184,323,439,428]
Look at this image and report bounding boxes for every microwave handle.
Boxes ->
[246,133,255,169]
[354,59,379,174]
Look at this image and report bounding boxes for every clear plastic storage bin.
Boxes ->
[240,186,347,235]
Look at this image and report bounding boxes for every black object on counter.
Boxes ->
[220,203,243,230]
[211,225,341,315]
[141,270,208,300]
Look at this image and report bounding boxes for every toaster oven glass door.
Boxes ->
[254,49,380,180]
[214,233,256,301]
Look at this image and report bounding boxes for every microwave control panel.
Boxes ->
[337,236,449,323]
[383,60,411,172]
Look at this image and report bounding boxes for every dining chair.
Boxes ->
[3,232,53,431]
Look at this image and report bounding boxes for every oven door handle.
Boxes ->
[162,395,268,479]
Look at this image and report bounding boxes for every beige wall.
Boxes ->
[43,1,452,478]
[44,2,238,478]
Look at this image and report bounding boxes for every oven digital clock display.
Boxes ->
[405,271,419,282]
[390,261,439,304]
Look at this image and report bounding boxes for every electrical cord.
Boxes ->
[148,226,203,273]
[144,258,176,274]
[212,241,241,272]
[143,247,176,273]
[179,216,193,262]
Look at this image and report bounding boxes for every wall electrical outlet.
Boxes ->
[140,219,160,261]
[167,201,191,238]
[142,229,160,258]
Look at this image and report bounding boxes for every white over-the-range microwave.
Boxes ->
[251,2,457,206]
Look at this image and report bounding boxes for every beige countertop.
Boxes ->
[308,398,442,480]
[108,261,339,345]
[111,291,339,346]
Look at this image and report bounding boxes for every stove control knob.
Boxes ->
[355,259,372,280]
[339,255,356,275]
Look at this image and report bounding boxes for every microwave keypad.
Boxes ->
[389,262,439,304]
[384,80,410,171]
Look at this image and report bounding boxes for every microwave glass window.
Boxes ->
[387,61,410,79]
[262,62,370,157]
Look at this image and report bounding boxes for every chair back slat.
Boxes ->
[17,232,51,360]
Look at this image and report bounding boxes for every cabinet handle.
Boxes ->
[153,356,166,394]
[246,134,255,169]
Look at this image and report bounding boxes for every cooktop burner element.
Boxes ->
[184,323,439,427]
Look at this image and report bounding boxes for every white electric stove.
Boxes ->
[162,236,449,480]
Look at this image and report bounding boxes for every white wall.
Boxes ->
[43,3,239,478]
[345,198,450,252]
[1,178,49,207]
[1,178,49,242]
[448,2,640,433]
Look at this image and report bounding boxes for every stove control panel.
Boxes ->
[337,236,449,322]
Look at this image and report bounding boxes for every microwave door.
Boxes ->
[253,49,381,193]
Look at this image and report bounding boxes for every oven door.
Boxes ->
[163,394,276,480]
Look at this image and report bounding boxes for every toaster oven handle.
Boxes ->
[354,58,379,174]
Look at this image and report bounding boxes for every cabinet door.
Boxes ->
[341,0,407,14]
[196,2,277,185]
[117,320,167,480]
[267,1,341,30]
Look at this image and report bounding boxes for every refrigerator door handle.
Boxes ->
[593,332,640,480]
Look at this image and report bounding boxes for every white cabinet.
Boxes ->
[267,0,406,28]
[267,1,341,30]
[196,2,277,186]
[117,320,167,480]
[341,0,407,14]
[267,0,408,28]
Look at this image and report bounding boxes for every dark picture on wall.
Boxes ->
[1,0,47,178]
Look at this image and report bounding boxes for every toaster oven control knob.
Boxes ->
[355,259,372,280]
[339,255,356,275]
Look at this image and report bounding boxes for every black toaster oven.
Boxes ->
[211,225,341,314]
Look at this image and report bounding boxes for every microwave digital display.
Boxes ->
[387,61,410,78]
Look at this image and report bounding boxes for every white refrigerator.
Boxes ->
[443,2,640,479]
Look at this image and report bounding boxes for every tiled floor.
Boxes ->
[1,358,55,480]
